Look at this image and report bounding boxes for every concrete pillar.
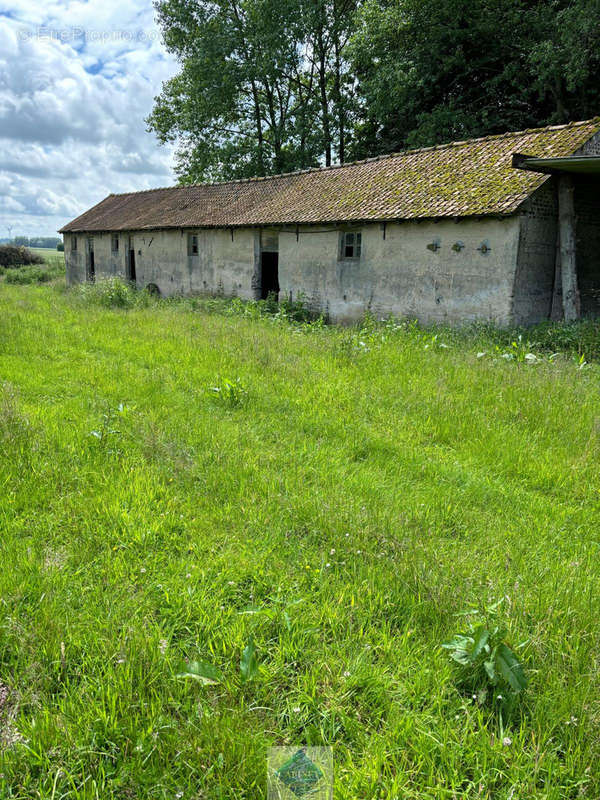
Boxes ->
[558,174,580,322]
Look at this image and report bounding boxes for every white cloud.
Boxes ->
[0,1,177,236]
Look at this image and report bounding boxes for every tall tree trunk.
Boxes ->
[334,37,345,163]
[230,0,265,174]
[264,82,284,173]
[553,75,568,122]
[316,25,332,166]
[251,81,265,175]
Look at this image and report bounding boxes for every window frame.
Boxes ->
[188,233,199,256]
[339,230,362,261]
[111,234,119,253]
[71,235,78,252]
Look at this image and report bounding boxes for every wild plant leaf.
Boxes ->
[495,644,527,693]
[441,635,474,665]
[239,605,266,615]
[240,637,259,683]
[484,657,496,684]
[471,625,490,659]
[176,660,222,685]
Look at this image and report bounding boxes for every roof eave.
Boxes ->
[59,209,523,235]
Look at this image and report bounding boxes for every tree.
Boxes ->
[148,0,359,182]
[529,0,600,123]
[349,0,600,158]
[149,0,600,180]
[301,0,358,165]
[149,0,314,181]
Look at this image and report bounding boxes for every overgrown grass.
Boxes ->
[0,248,65,285]
[4,261,65,285]
[1,281,600,798]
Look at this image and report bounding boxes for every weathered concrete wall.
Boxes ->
[64,233,86,283]
[129,228,258,298]
[65,220,521,325]
[279,218,520,325]
[65,229,259,300]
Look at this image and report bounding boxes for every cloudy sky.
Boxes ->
[0,0,178,237]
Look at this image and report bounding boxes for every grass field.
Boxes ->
[29,247,63,259]
[1,279,600,798]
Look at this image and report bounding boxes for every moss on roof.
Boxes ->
[60,119,600,232]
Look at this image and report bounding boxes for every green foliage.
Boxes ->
[240,637,259,683]
[2,283,600,796]
[208,376,248,407]
[189,293,322,327]
[90,403,130,450]
[176,660,223,685]
[350,0,600,157]
[442,605,527,712]
[12,236,61,249]
[149,0,600,177]
[4,261,65,285]
[148,0,358,181]
[75,277,148,309]
[0,245,45,268]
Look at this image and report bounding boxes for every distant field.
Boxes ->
[0,280,599,798]
[29,246,64,260]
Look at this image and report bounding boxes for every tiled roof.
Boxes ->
[60,119,600,232]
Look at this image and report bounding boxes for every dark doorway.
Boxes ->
[128,248,136,283]
[87,237,95,282]
[260,252,279,300]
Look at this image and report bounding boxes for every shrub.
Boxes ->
[0,245,44,268]
[76,278,137,308]
[57,242,65,252]
[4,262,64,285]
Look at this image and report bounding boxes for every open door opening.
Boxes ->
[127,236,136,283]
[128,249,136,283]
[87,238,95,282]
[260,251,279,300]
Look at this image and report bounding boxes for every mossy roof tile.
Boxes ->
[60,119,600,232]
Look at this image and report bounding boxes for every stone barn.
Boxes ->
[60,119,600,325]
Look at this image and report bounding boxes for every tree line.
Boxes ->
[11,236,62,249]
[148,0,600,183]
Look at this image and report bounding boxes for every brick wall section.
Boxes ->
[574,176,600,316]
[513,180,558,324]
[513,129,600,324]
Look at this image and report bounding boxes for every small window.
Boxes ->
[71,236,77,252]
[341,231,362,260]
[188,233,199,256]
[111,234,119,253]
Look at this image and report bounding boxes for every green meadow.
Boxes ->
[1,275,599,798]
[28,248,63,258]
